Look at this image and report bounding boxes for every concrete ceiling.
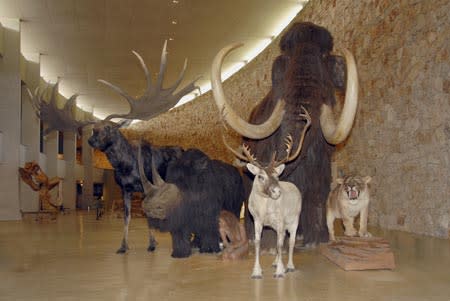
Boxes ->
[0,0,307,119]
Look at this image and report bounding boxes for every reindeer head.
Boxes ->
[247,161,286,199]
[223,106,311,199]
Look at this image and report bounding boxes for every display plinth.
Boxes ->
[320,236,395,271]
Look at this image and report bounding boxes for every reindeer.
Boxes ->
[223,106,311,278]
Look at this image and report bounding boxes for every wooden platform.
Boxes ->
[320,236,396,271]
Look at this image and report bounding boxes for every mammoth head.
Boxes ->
[279,22,333,55]
[211,22,358,145]
[137,144,182,220]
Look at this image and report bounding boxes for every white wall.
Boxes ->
[0,19,21,220]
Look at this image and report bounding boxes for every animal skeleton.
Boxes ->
[19,161,62,210]
[98,40,201,121]
[27,81,94,136]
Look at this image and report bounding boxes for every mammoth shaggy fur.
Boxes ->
[146,149,245,258]
[212,22,358,247]
[245,23,349,246]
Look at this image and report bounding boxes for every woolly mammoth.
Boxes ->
[211,22,359,247]
[138,146,245,258]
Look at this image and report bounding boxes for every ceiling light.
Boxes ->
[171,20,177,25]
[243,38,272,62]
[175,3,307,107]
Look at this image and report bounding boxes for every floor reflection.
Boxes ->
[0,211,448,300]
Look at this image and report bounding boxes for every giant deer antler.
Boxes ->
[27,81,95,136]
[98,40,201,121]
[223,106,311,169]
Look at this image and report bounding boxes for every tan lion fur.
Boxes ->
[326,175,372,241]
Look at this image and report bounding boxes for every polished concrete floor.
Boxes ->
[1,211,449,301]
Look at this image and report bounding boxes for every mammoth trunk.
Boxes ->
[284,47,335,108]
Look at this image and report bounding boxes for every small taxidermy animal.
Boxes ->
[218,210,249,260]
[326,175,372,241]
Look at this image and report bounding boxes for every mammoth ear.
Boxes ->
[246,163,260,176]
[336,178,344,185]
[363,176,372,184]
[327,55,346,91]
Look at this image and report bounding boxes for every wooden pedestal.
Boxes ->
[320,236,396,271]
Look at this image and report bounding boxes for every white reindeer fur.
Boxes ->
[247,163,302,279]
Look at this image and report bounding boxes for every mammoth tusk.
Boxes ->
[320,47,359,145]
[211,43,285,139]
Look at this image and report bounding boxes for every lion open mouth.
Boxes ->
[348,189,359,200]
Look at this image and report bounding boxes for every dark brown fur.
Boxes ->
[244,22,347,246]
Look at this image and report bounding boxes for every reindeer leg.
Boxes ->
[274,227,286,278]
[117,192,132,254]
[286,222,299,273]
[251,221,263,279]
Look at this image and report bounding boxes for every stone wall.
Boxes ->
[128,0,450,238]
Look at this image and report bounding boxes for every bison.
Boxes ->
[211,22,359,247]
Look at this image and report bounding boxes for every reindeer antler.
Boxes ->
[98,40,201,121]
[27,81,95,136]
[273,106,311,166]
[222,134,262,166]
[222,104,311,169]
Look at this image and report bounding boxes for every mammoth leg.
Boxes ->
[117,191,132,254]
[300,203,329,248]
